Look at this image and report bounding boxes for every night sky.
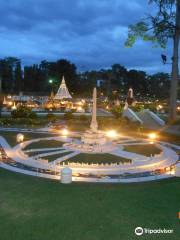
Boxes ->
[0,0,173,73]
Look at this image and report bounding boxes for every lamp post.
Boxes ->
[49,79,54,98]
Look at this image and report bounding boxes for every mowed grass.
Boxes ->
[0,168,180,240]
[44,151,73,162]
[0,131,55,146]
[64,153,131,164]
[24,140,64,150]
[123,144,162,157]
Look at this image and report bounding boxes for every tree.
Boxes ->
[111,64,128,91]
[125,0,180,122]
[148,72,170,98]
[127,70,148,95]
[0,57,22,93]
[55,59,78,93]
[14,61,23,93]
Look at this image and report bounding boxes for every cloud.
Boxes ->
[0,0,174,73]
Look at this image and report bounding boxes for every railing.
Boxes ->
[59,161,132,167]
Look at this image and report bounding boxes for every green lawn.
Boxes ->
[123,144,162,157]
[64,153,132,164]
[44,151,73,162]
[0,131,54,146]
[24,140,64,150]
[0,168,179,240]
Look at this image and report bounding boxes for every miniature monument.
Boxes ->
[81,88,106,145]
[64,87,116,152]
[54,76,72,100]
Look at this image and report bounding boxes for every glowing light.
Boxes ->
[16,133,24,143]
[61,129,69,136]
[77,107,82,111]
[106,130,118,138]
[157,104,163,110]
[77,101,83,106]
[177,106,180,111]
[8,101,13,106]
[11,103,17,110]
[49,79,53,84]
[148,133,157,141]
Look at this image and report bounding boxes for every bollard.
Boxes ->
[61,167,72,184]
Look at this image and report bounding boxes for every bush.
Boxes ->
[111,106,124,118]
[131,104,144,112]
[46,113,57,122]
[78,115,88,121]
[29,112,37,119]
[143,103,157,112]
[0,117,48,126]
[11,106,32,118]
[64,112,74,120]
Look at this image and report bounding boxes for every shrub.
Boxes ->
[46,113,57,122]
[143,103,156,112]
[78,114,88,121]
[29,112,37,119]
[111,106,124,118]
[64,112,73,120]
[131,104,144,112]
[11,106,32,118]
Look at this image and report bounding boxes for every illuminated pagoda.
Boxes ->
[54,76,72,100]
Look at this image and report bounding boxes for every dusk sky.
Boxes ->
[0,0,174,73]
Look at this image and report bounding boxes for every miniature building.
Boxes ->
[54,76,72,100]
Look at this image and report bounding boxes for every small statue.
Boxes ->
[124,87,136,109]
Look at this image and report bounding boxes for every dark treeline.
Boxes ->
[0,57,171,99]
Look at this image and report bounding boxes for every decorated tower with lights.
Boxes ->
[54,76,72,100]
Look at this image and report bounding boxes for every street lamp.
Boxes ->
[49,79,54,97]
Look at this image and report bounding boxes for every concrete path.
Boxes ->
[54,151,80,164]
[111,148,148,161]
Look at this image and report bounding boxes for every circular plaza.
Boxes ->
[0,127,179,183]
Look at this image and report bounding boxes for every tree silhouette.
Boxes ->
[125,0,180,122]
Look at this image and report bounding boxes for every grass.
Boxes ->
[0,168,180,240]
[64,153,131,164]
[123,144,162,157]
[24,140,64,150]
[43,151,73,162]
[0,116,50,128]
[159,132,180,145]
[0,131,54,146]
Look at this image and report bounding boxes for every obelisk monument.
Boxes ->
[90,87,98,132]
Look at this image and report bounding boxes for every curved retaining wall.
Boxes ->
[0,162,174,183]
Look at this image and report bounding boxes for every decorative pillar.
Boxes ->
[90,87,98,132]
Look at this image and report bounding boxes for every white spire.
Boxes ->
[54,76,72,100]
[3,97,7,105]
[90,88,98,132]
